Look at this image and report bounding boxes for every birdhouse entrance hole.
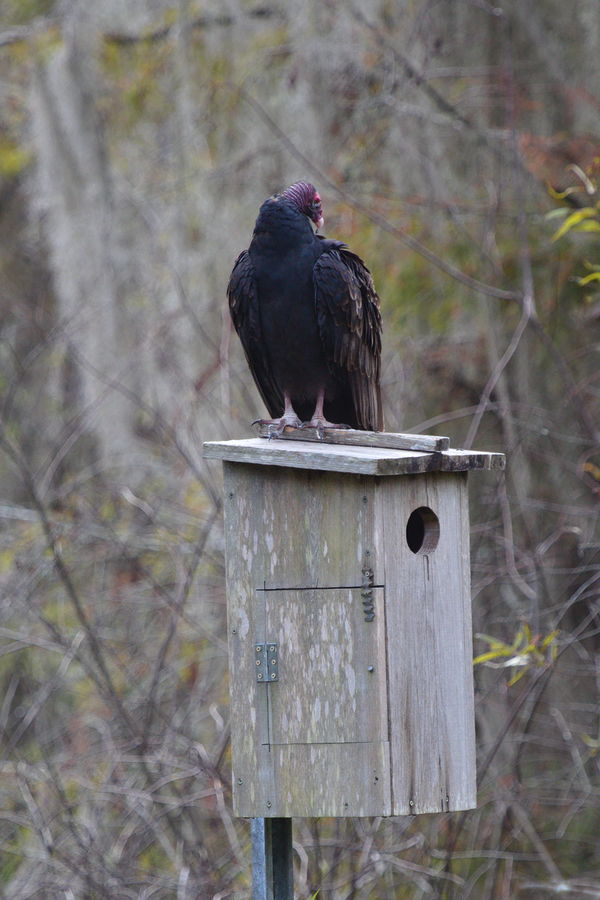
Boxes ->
[406,506,440,554]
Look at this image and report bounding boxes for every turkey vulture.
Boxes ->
[227,181,383,434]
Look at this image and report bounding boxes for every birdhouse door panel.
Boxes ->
[260,587,387,745]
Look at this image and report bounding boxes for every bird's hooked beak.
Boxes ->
[315,215,324,231]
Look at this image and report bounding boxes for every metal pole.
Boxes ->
[251,817,293,900]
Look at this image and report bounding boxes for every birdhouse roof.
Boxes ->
[203,429,505,476]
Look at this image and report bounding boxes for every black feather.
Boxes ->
[227,188,383,431]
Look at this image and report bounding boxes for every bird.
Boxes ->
[227,181,383,435]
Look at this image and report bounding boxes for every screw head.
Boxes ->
[367,665,374,673]
[237,778,243,785]
[266,800,272,809]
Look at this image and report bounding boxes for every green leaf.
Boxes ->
[544,208,570,221]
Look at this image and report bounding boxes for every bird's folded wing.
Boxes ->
[313,248,383,431]
[227,250,284,417]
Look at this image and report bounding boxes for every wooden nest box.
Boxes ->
[204,428,504,818]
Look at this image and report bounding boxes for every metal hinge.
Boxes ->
[255,642,279,683]
[362,559,375,622]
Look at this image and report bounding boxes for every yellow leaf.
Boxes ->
[576,272,600,286]
[540,629,560,649]
[473,648,512,665]
[475,632,513,653]
[570,220,600,234]
[551,207,600,241]
[520,623,532,644]
[581,733,600,755]
[583,461,600,481]
[507,668,528,687]
[547,184,580,201]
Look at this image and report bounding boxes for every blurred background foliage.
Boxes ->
[0,0,599,897]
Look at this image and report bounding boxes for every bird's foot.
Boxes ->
[300,418,352,440]
[252,414,303,438]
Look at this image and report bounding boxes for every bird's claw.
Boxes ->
[300,421,353,438]
[252,416,302,438]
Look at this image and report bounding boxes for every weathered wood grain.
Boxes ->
[265,588,386,744]
[376,472,476,814]
[221,452,479,818]
[204,438,505,475]
[266,743,391,817]
[255,424,450,452]
[223,463,391,817]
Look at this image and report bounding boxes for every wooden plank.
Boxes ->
[236,741,391,818]
[265,588,386,744]
[266,742,391,818]
[225,463,378,588]
[204,438,505,476]
[256,424,450,452]
[377,472,476,814]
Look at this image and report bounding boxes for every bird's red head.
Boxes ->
[281,181,324,230]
